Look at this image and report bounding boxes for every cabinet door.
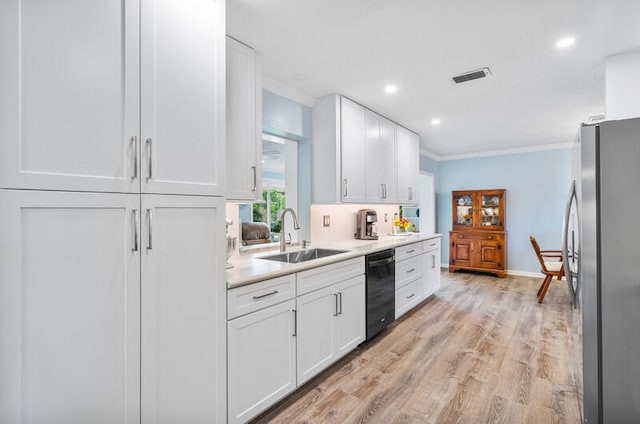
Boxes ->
[0,0,139,193]
[226,37,261,200]
[296,285,336,385]
[423,248,441,298]
[474,239,503,270]
[0,190,140,423]
[450,234,472,268]
[396,126,419,204]
[140,0,224,196]
[364,110,383,202]
[141,195,226,423]
[380,117,397,203]
[340,97,366,203]
[228,300,296,424]
[364,112,396,203]
[478,190,505,230]
[335,275,366,358]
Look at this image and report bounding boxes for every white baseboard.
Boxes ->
[440,264,559,279]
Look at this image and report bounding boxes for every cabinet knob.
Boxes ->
[487,236,492,240]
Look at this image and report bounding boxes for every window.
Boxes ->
[238,133,298,247]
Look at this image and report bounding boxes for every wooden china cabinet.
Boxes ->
[449,189,507,277]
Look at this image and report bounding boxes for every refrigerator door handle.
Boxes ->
[562,179,580,308]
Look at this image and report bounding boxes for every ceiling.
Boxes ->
[227,0,640,158]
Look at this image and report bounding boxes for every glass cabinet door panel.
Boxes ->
[481,194,501,227]
[455,194,473,226]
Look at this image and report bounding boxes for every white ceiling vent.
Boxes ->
[452,67,492,84]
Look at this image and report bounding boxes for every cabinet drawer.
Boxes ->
[395,255,423,289]
[450,231,503,242]
[228,274,296,319]
[423,237,441,253]
[395,242,423,261]
[297,257,364,296]
[396,279,422,319]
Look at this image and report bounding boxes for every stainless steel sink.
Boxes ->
[260,248,348,263]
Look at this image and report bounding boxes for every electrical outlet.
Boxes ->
[323,215,331,227]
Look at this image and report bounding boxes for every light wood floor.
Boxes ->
[252,271,583,424]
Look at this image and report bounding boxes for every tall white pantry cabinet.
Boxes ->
[0,1,227,423]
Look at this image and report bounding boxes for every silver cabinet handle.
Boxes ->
[333,293,339,316]
[338,292,343,315]
[406,249,415,254]
[251,166,257,192]
[292,309,297,337]
[131,209,138,252]
[252,290,278,300]
[380,184,384,199]
[343,179,348,197]
[407,293,415,299]
[130,136,138,180]
[408,187,413,200]
[146,209,153,250]
[432,255,436,269]
[407,268,415,273]
[146,138,153,180]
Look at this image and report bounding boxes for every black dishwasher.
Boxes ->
[365,249,395,341]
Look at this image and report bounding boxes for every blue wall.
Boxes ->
[436,149,572,273]
[419,154,438,175]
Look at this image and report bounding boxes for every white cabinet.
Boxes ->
[0,190,227,423]
[228,300,296,424]
[422,238,442,298]
[395,241,424,319]
[140,0,224,196]
[311,95,366,203]
[334,276,367,357]
[296,274,365,385]
[340,97,367,202]
[312,93,418,204]
[140,195,226,423]
[0,0,224,196]
[0,0,140,193]
[296,284,338,385]
[0,190,141,423]
[396,126,419,205]
[365,111,397,203]
[226,36,262,200]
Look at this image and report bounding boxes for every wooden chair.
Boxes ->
[529,236,564,303]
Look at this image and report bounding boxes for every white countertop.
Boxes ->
[226,233,442,289]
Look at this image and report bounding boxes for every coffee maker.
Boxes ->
[355,209,378,240]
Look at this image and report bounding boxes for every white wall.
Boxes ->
[310,204,401,245]
[606,49,640,120]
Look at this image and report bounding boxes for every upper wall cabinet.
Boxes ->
[396,125,419,205]
[311,95,365,203]
[226,36,262,201]
[0,0,224,196]
[312,94,418,204]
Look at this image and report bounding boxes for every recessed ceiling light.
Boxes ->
[384,84,397,94]
[556,36,576,49]
[431,118,441,126]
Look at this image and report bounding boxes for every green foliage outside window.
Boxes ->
[252,188,286,234]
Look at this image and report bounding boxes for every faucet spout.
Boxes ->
[279,208,300,252]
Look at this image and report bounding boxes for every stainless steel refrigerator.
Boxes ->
[570,117,640,423]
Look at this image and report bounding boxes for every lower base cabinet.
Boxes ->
[227,300,296,424]
[423,239,442,298]
[449,231,506,277]
[227,257,365,423]
[297,275,365,386]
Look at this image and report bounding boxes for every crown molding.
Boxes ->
[261,77,317,108]
[436,141,575,161]
[419,148,442,161]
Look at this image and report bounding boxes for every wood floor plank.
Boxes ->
[251,271,582,424]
